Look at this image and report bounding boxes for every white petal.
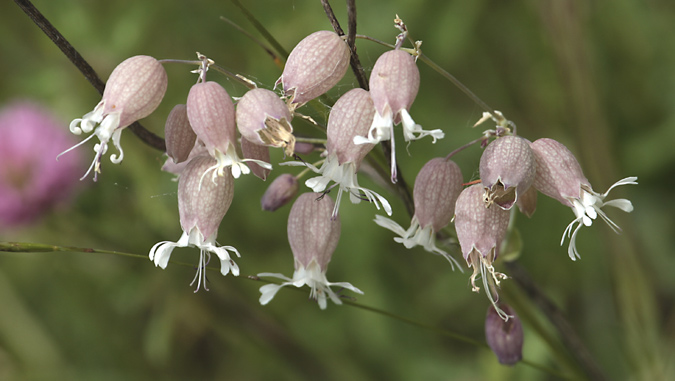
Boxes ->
[603,198,634,213]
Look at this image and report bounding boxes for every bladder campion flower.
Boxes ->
[61,55,167,181]
[530,138,637,260]
[257,193,363,309]
[149,155,240,292]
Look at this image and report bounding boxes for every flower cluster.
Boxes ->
[63,16,637,351]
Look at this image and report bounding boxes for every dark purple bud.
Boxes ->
[485,304,524,365]
[261,174,298,212]
[480,136,536,210]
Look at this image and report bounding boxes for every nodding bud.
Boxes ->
[413,158,463,232]
[327,88,376,166]
[369,49,420,126]
[236,88,295,156]
[102,55,168,129]
[186,81,236,157]
[480,136,536,210]
[287,193,341,272]
[164,104,196,163]
[529,138,589,207]
[278,31,350,106]
[261,173,299,212]
[178,155,234,240]
[485,304,524,365]
[241,137,271,181]
[516,185,537,218]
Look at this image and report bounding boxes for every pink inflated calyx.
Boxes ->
[236,88,295,156]
[290,88,391,217]
[240,137,271,181]
[454,184,511,320]
[164,104,196,164]
[257,193,363,309]
[149,155,240,292]
[354,49,443,182]
[375,157,463,268]
[530,138,637,260]
[187,81,270,180]
[278,31,350,107]
[63,55,167,181]
[480,135,536,210]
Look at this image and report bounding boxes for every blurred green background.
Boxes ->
[1,0,673,380]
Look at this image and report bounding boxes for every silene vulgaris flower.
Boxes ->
[257,193,363,309]
[353,49,444,182]
[60,55,167,181]
[149,155,240,292]
[530,138,637,260]
[284,88,391,218]
[187,81,271,182]
[375,157,463,269]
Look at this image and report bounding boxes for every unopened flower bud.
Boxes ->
[454,184,511,319]
[236,88,295,156]
[530,138,637,260]
[278,31,350,106]
[261,173,298,211]
[485,304,523,365]
[516,185,537,218]
[164,104,196,163]
[480,136,536,210]
[241,137,271,181]
[293,142,315,155]
[63,55,168,180]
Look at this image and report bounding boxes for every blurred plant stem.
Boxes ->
[13,0,166,152]
[0,240,565,378]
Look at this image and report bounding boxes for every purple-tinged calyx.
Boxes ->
[284,88,391,217]
[530,138,637,260]
[236,88,295,156]
[61,55,167,181]
[277,31,350,107]
[257,193,363,309]
[485,303,523,365]
[240,137,271,181]
[454,184,511,320]
[261,173,298,212]
[353,49,444,182]
[164,104,196,164]
[480,136,536,210]
[149,155,240,292]
[187,81,271,181]
[375,157,463,269]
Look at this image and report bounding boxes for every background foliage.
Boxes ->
[1,0,673,379]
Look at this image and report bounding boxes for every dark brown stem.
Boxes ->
[505,261,607,381]
[321,0,414,217]
[14,0,166,152]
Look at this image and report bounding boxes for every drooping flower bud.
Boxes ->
[62,55,168,181]
[261,173,298,211]
[354,49,443,182]
[0,102,83,227]
[257,193,363,309]
[187,81,270,180]
[285,88,391,217]
[293,142,315,155]
[236,88,295,156]
[375,157,463,268]
[454,184,511,320]
[530,138,637,260]
[485,304,523,365]
[278,31,350,106]
[240,137,271,181]
[480,136,536,210]
[149,155,240,292]
[516,186,537,218]
[164,104,196,164]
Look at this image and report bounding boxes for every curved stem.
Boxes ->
[14,0,166,152]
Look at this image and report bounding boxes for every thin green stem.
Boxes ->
[219,16,283,69]
[229,0,289,59]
